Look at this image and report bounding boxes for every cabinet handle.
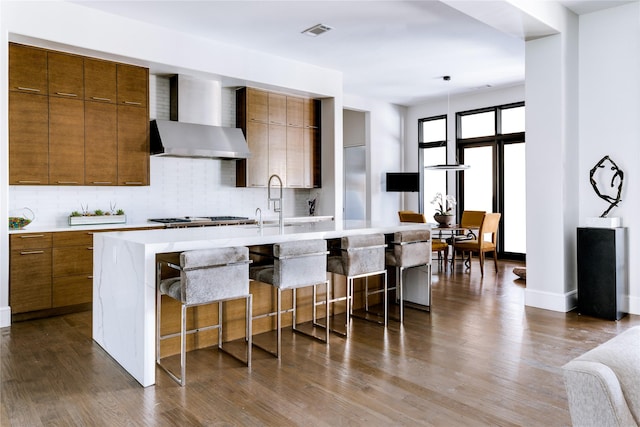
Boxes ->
[124,182,143,185]
[55,92,78,97]
[20,250,44,255]
[122,101,142,105]
[92,181,113,185]
[17,86,41,92]
[87,276,93,280]
[57,181,79,184]
[20,234,45,239]
[17,180,41,184]
[91,97,112,102]
[87,247,94,250]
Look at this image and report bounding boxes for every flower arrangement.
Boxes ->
[431,193,456,215]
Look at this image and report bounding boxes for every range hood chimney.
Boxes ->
[150,75,250,159]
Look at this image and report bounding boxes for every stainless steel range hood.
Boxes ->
[150,75,250,159]
[150,119,250,159]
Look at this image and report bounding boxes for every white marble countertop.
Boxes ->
[8,222,165,234]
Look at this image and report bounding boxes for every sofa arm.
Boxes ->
[563,360,637,427]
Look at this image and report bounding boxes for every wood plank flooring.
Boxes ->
[2,259,639,426]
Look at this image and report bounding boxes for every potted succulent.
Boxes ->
[68,203,126,226]
[431,193,456,227]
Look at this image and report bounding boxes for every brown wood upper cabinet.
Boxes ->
[48,51,84,99]
[268,93,287,125]
[286,96,304,127]
[247,88,268,123]
[85,101,118,185]
[49,97,85,185]
[9,43,48,95]
[236,87,321,188]
[85,58,117,103]
[8,44,149,187]
[117,64,148,108]
[9,92,49,185]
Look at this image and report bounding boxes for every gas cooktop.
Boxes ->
[148,216,256,227]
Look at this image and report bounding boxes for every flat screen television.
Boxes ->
[386,172,419,192]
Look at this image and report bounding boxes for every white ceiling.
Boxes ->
[70,0,635,106]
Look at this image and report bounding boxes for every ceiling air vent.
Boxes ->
[302,23,333,37]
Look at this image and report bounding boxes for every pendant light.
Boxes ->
[425,75,469,171]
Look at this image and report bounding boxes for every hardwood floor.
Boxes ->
[2,259,639,426]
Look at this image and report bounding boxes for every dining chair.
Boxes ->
[398,210,448,269]
[452,212,501,276]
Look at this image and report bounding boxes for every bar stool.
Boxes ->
[323,233,387,336]
[384,229,431,323]
[249,239,330,359]
[156,247,252,386]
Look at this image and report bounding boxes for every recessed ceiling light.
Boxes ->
[302,24,333,37]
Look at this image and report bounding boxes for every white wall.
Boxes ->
[578,3,640,314]
[0,1,344,326]
[343,94,406,223]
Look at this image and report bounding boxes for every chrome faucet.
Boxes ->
[268,174,284,231]
[255,207,263,230]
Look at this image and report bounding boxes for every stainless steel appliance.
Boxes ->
[148,216,256,228]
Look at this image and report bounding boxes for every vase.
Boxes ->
[434,214,454,228]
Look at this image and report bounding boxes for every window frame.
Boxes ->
[456,101,525,259]
[418,114,448,214]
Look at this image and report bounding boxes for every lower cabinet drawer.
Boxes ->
[53,275,92,307]
[53,246,93,277]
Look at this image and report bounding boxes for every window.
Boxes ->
[457,102,525,259]
[418,116,447,217]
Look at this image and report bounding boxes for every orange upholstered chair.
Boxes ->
[452,213,501,276]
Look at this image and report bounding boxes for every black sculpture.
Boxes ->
[590,155,623,218]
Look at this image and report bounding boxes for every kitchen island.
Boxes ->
[92,220,431,387]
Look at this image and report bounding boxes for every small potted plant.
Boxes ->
[68,203,126,226]
[431,193,456,227]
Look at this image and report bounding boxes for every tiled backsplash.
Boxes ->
[8,76,318,227]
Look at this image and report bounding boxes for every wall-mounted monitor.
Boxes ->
[386,172,419,192]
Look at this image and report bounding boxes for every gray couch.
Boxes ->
[563,325,640,427]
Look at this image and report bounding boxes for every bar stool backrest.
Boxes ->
[273,239,328,289]
[180,247,250,305]
[341,234,386,276]
[391,229,431,268]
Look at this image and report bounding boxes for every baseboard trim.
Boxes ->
[0,306,11,328]
[525,288,577,312]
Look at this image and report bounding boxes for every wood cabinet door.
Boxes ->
[286,126,304,188]
[48,51,84,99]
[53,246,93,277]
[268,93,287,126]
[117,64,148,108]
[85,101,117,185]
[303,98,320,129]
[53,275,92,308]
[49,97,85,185]
[286,96,304,127]
[303,127,317,188]
[269,124,287,184]
[117,105,149,186]
[9,92,49,185]
[85,58,117,103]
[10,248,52,313]
[9,43,48,95]
[247,88,268,123]
[246,121,269,187]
